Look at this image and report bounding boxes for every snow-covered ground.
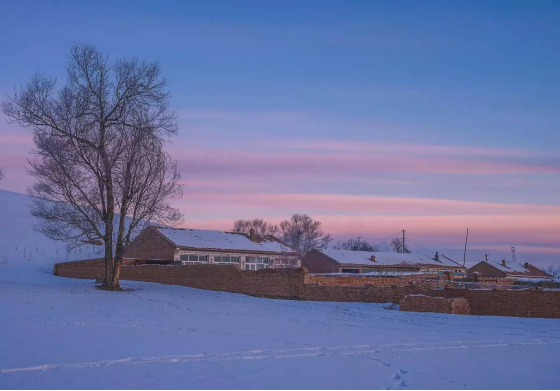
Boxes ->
[2,189,560,389]
[2,262,560,389]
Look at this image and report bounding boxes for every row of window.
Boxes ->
[179,255,273,265]
[180,254,208,263]
[245,257,272,264]
[214,256,240,263]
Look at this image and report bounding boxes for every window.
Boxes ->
[246,257,271,264]
[341,268,360,274]
[179,254,208,264]
[245,257,271,271]
[214,256,240,264]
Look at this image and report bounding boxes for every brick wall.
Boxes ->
[124,227,176,261]
[400,295,471,315]
[301,283,439,304]
[301,250,340,273]
[53,259,560,318]
[440,287,560,318]
[54,259,306,299]
[307,274,441,287]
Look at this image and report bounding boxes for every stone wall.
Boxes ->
[400,294,471,315]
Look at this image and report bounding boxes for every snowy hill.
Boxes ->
[0,190,102,265]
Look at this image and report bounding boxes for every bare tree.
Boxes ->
[390,237,411,253]
[2,44,182,290]
[279,214,331,256]
[232,218,279,236]
[333,238,379,252]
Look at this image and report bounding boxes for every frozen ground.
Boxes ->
[1,190,560,389]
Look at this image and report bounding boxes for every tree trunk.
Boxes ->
[110,216,128,291]
[102,233,113,287]
[111,252,123,291]
[100,145,117,290]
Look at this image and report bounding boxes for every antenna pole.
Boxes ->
[463,228,469,267]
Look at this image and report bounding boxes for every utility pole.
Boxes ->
[463,228,469,267]
[401,229,406,253]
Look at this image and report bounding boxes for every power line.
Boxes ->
[367,231,404,242]
[405,238,438,255]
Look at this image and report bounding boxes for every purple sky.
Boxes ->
[1,1,559,267]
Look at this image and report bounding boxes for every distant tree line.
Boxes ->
[333,238,378,252]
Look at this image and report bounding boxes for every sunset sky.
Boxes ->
[1,1,559,266]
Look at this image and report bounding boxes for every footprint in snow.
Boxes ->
[393,373,400,380]
[398,380,407,388]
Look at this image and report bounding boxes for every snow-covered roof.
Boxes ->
[317,249,464,268]
[485,260,553,278]
[156,227,296,254]
[489,261,528,274]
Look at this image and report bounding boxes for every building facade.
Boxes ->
[125,226,299,270]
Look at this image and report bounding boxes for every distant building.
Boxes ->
[302,249,466,274]
[468,260,554,279]
[125,226,299,270]
[547,267,560,278]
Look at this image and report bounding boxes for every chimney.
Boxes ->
[370,255,376,262]
[434,252,440,262]
[249,228,255,239]
[524,262,529,268]
[501,259,506,267]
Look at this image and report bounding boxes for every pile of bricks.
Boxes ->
[399,294,471,315]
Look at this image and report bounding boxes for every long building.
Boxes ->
[125,226,300,270]
[302,248,466,274]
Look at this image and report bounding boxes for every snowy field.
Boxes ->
[2,190,560,389]
[2,261,560,390]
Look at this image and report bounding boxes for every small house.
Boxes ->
[125,226,299,270]
[468,260,553,279]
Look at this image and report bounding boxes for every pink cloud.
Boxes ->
[275,140,534,158]
[171,192,560,216]
[171,147,560,177]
